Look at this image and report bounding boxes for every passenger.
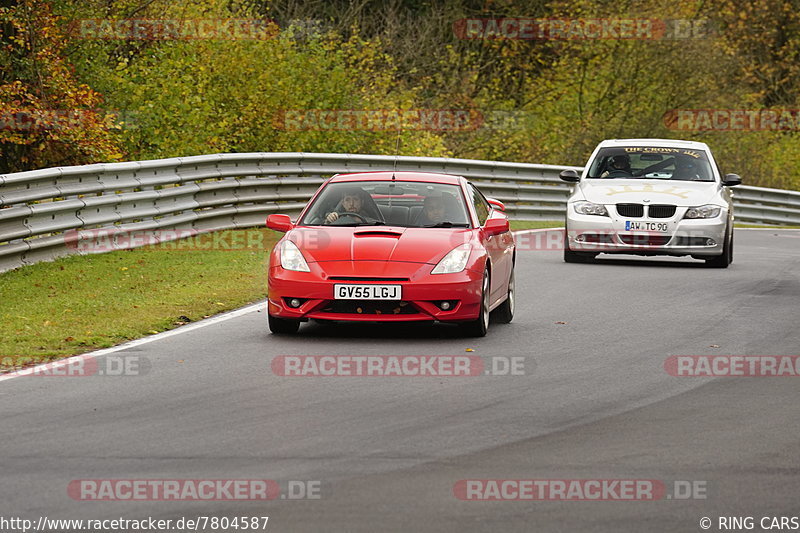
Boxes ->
[418,195,447,226]
[671,157,701,180]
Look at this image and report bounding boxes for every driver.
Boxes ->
[325,188,372,223]
[601,154,632,177]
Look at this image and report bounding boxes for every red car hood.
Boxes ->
[287,226,472,265]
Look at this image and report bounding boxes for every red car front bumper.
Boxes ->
[267,261,484,323]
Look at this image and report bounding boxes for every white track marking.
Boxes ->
[0,302,265,383]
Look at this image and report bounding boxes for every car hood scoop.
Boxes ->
[353,230,403,238]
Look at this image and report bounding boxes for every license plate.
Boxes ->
[625,221,670,232]
[334,284,402,300]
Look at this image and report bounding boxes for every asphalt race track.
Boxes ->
[2,228,799,533]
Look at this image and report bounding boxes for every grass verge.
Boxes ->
[509,220,563,230]
[1,228,279,367]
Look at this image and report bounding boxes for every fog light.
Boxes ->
[289,298,302,308]
[575,234,586,242]
[440,301,451,310]
[706,239,716,246]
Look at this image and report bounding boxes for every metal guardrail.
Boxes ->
[1,152,799,272]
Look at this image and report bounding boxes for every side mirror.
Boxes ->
[486,197,505,211]
[266,214,293,232]
[483,218,509,236]
[559,169,580,183]
[722,173,741,187]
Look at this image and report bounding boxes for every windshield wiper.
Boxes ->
[336,221,387,227]
[422,222,470,228]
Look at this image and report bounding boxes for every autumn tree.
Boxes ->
[0,0,122,173]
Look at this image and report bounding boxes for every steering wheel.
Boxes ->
[332,211,369,223]
[605,170,633,178]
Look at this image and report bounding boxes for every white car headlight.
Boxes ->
[431,245,471,274]
[573,201,609,216]
[683,205,721,219]
[279,240,310,272]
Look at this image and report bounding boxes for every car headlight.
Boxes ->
[279,240,310,272]
[683,205,721,219]
[431,245,471,274]
[573,201,609,216]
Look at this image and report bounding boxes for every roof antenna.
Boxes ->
[392,127,401,181]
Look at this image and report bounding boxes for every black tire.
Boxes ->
[563,230,597,263]
[460,269,490,337]
[705,225,733,268]
[268,314,300,334]
[492,266,514,324]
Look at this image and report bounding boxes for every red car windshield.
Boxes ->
[299,181,471,228]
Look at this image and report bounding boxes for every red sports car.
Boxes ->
[265,171,515,336]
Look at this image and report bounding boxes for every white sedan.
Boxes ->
[560,139,741,267]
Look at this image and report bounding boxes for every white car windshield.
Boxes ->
[299,180,471,227]
[587,147,715,182]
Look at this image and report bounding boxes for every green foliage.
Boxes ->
[0,0,123,173]
[1,0,798,190]
[57,0,449,160]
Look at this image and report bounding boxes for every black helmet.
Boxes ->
[609,154,631,170]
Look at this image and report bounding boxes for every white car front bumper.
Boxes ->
[565,206,729,257]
